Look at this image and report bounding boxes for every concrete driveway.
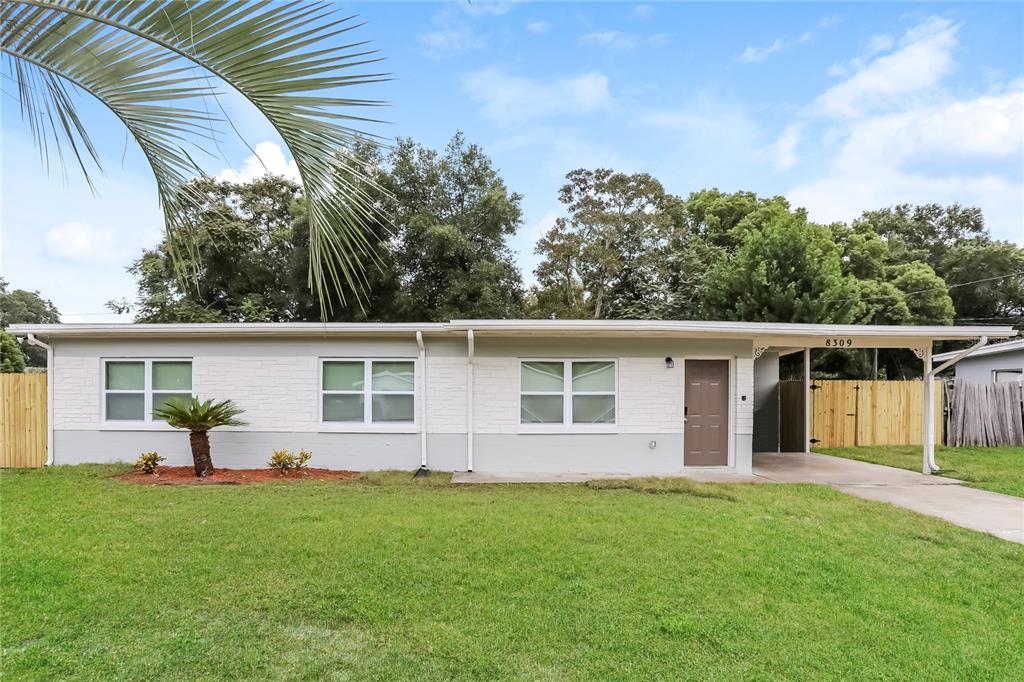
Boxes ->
[754,452,1024,544]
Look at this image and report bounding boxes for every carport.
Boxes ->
[751,324,1017,473]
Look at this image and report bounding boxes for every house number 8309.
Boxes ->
[824,338,854,348]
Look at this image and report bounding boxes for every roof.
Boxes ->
[9,320,1017,344]
[933,338,1024,361]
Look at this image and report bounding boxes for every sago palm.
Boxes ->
[153,396,246,477]
[1,0,387,313]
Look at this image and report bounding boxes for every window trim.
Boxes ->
[100,358,194,430]
[518,358,618,433]
[319,358,418,432]
[992,368,1023,383]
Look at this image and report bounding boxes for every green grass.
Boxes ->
[3,466,1023,680]
[817,445,1024,498]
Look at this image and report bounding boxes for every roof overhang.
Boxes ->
[9,320,1017,346]
[933,338,1024,361]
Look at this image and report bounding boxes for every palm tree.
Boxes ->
[1,1,387,313]
[153,397,246,477]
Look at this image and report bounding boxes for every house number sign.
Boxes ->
[823,338,855,348]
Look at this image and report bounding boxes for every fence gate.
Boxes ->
[780,379,942,449]
[0,374,47,468]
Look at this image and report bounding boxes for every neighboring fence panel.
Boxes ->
[945,380,1024,447]
[0,374,47,468]
[780,379,942,449]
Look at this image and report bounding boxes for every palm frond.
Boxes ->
[1,0,389,316]
[154,396,247,432]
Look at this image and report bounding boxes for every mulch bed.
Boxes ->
[117,466,359,486]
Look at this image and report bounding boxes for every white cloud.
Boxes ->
[526,21,552,34]
[44,222,120,264]
[789,89,1024,241]
[419,24,485,54]
[219,141,301,184]
[462,1,515,17]
[771,124,802,170]
[630,4,654,20]
[815,17,959,118]
[581,31,669,50]
[463,68,612,127]
[738,16,836,63]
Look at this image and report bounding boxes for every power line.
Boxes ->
[822,270,1024,305]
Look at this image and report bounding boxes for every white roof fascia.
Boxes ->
[9,320,1017,343]
[933,338,1024,361]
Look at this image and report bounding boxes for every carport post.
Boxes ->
[922,345,934,474]
[803,347,811,452]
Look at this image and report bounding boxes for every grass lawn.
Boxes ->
[816,445,1024,498]
[3,466,1023,680]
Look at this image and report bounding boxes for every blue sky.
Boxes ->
[2,1,1022,321]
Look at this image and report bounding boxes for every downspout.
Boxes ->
[416,331,427,472]
[466,330,475,472]
[923,336,988,473]
[26,333,54,466]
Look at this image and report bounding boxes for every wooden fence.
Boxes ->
[0,374,47,468]
[780,379,942,449]
[945,380,1024,447]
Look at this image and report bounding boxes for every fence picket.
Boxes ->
[0,374,48,468]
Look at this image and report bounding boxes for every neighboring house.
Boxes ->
[934,339,1024,383]
[9,320,1015,475]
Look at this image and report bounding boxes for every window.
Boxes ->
[520,360,616,426]
[103,359,192,422]
[993,369,1023,383]
[321,359,415,424]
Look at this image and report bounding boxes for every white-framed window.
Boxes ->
[321,359,415,424]
[103,359,193,423]
[520,359,617,426]
[993,369,1023,383]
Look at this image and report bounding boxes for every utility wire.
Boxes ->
[822,270,1024,305]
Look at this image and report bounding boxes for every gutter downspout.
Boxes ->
[26,333,54,466]
[416,331,427,471]
[467,329,475,472]
[923,336,988,473]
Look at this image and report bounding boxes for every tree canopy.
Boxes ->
[0,278,60,367]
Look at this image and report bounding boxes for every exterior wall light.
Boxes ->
[665,357,674,369]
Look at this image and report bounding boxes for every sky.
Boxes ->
[2,1,1022,322]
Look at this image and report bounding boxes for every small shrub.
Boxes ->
[267,449,313,473]
[134,451,165,474]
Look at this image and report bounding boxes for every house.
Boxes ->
[934,339,1024,383]
[10,320,1015,475]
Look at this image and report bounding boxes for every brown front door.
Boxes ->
[684,360,729,466]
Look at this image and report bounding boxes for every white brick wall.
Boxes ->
[472,357,519,434]
[425,355,467,432]
[196,355,319,430]
[618,358,685,433]
[53,356,100,429]
[735,358,754,435]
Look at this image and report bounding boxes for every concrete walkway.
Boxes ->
[753,452,1024,544]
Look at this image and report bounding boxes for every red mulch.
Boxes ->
[117,466,359,486]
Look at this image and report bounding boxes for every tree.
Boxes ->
[855,203,986,271]
[153,397,246,477]
[1,331,26,373]
[940,241,1024,326]
[2,1,388,314]
[0,278,60,366]
[703,215,863,324]
[529,169,677,319]
[379,134,525,321]
[123,134,524,322]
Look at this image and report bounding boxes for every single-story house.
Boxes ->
[934,339,1024,383]
[10,320,1016,475]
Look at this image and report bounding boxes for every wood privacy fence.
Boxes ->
[0,374,47,468]
[945,380,1024,447]
[780,379,942,449]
